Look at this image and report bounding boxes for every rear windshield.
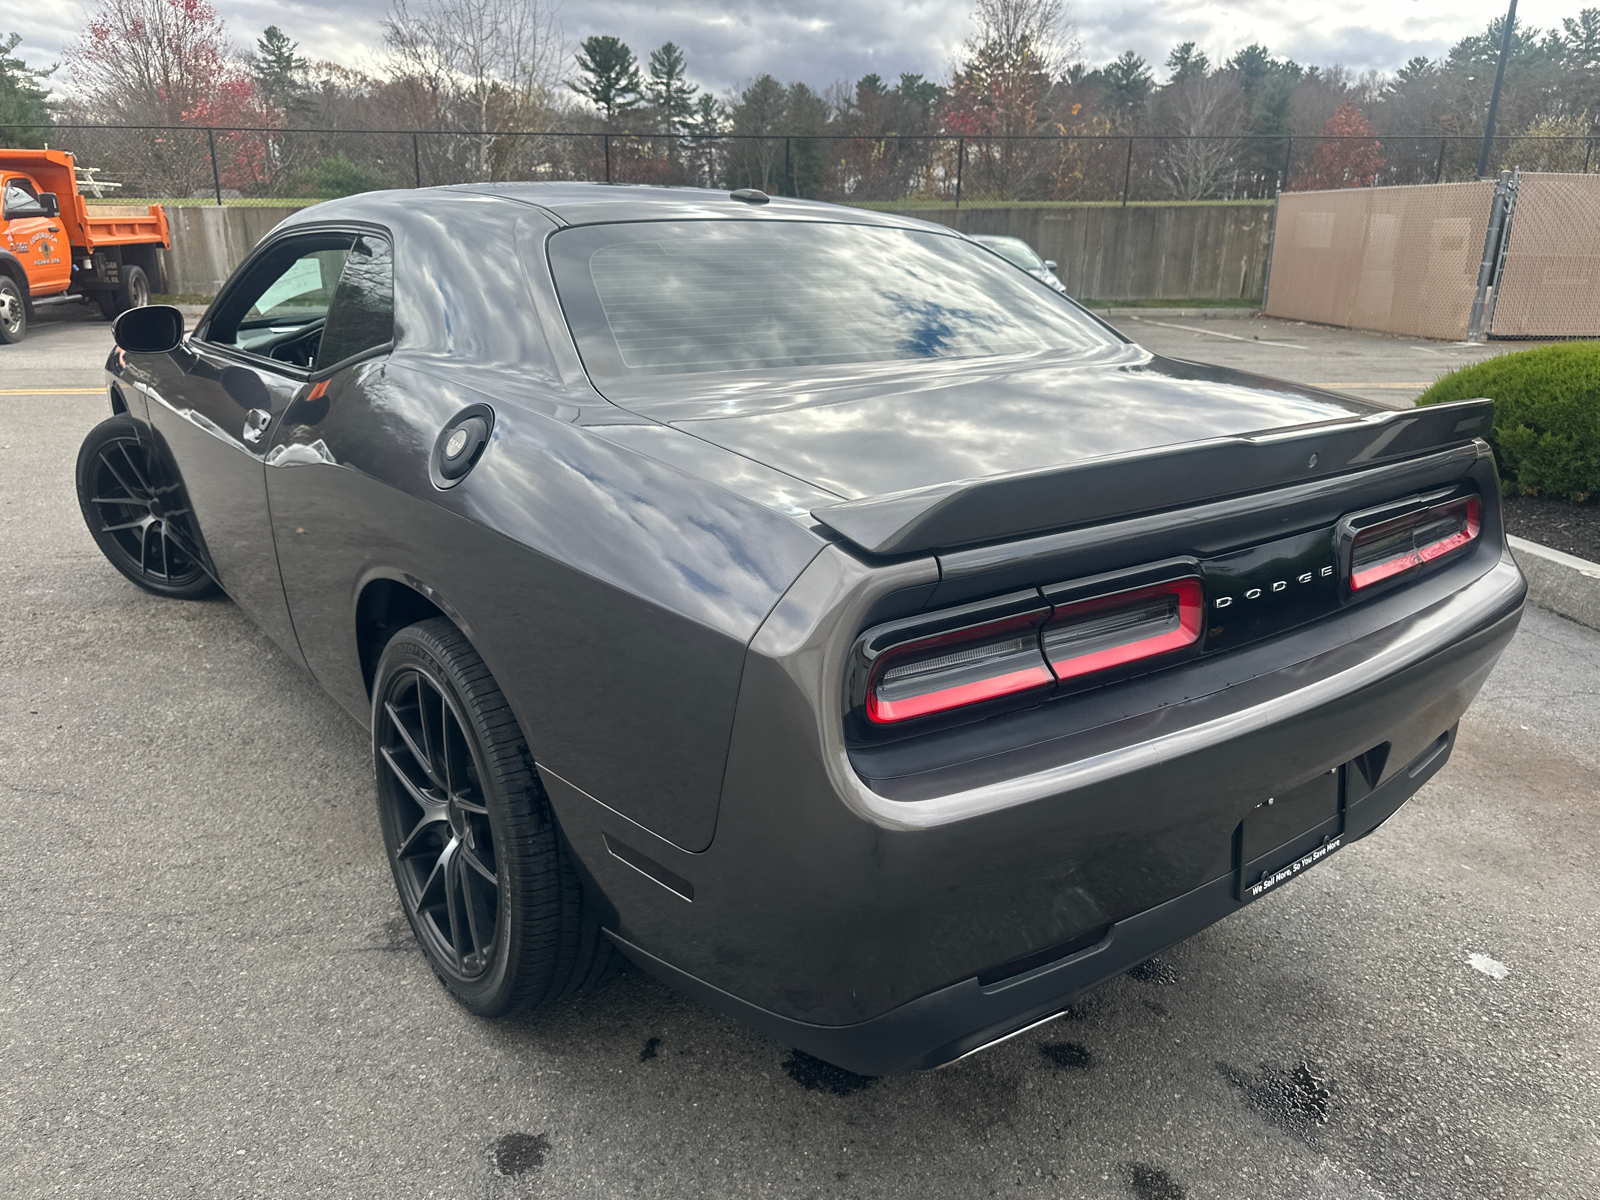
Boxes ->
[547,220,1113,381]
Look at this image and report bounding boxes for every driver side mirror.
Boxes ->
[113,304,185,354]
[39,192,59,218]
[1044,260,1058,271]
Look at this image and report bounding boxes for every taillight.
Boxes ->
[862,576,1204,725]
[866,612,1053,724]
[1042,578,1203,681]
[1350,495,1480,591]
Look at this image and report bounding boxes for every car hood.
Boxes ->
[595,348,1378,501]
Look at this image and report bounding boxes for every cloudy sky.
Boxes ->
[9,0,1586,101]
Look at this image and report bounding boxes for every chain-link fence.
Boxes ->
[1264,170,1600,340]
[1486,173,1600,339]
[1264,182,1495,340]
[5,123,1597,207]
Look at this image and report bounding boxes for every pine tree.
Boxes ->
[570,35,642,128]
[1562,8,1600,130]
[252,25,307,120]
[1100,51,1153,124]
[645,42,697,136]
[0,33,54,146]
[1164,42,1209,84]
[682,92,724,185]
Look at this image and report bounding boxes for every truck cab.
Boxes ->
[0,148,171,344]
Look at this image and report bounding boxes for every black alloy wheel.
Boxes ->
[74,415,219,599]
[372,619,614,1016]
[378,664,502,981]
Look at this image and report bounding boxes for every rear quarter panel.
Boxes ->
[265,361,824,852]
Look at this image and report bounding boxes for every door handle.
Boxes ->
[47,225,60,232]
[242,408,272,444]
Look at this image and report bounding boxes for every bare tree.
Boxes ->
[383,0,564,180]
[64,0,265,196]
[962,0,1078,84]
[945,0,1078,198]
[67,0,239,125]
[1154,74,1246,199]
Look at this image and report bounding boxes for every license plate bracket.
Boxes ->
[1235,768,1344,903]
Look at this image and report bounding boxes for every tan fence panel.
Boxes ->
[1490,173,1600,338]
[1265,182,1493,340]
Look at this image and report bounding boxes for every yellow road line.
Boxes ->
[1309,382,1431,389]
[0,387,106,395]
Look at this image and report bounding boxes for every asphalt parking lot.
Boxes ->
[3,308,1598,1199]
[1102,311,1549,410]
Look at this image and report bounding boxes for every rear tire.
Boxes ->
[372,618,615,1016]
[96,265,151,321]
[0,274,25,344]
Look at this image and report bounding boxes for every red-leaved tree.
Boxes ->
[66,0,266,195]
[1290,100,1385,190]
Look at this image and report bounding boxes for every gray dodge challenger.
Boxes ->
[79,183,1524,1074]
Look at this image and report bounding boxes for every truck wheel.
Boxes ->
[0,275,25,344]
[96,265,151,321]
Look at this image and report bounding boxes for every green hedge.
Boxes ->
[1416,343,1600,503]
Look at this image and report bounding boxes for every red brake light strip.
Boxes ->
[1350,496,1480,591]
[868,662,1054,724]
[865,577,1203,725]
[1044,578,1204,682]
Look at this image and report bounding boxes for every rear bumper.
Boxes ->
[608,719,1459,1075]
[549,546,1524,1075]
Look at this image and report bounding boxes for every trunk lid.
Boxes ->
[603,350,1377,502]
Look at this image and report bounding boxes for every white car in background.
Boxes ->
[970,234,1068,294]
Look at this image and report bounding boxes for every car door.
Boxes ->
[262,231,399,708]
[142,229,356,661]
[2,175,71,296]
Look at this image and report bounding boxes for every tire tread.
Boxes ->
[378,618,613,1015]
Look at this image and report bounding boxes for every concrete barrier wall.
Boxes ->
[157,205,304,297]
[912,204,1273,301]
[156,201,1274,303]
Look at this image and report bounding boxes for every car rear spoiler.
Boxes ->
[810,398,1495,557]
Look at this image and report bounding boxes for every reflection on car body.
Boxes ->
[970,233,1069,294]
[77,184,1524,1076]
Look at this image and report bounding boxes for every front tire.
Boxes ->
[372,618,614,1016]
[0,274,25,344]
[96,265,151,321]
[75,415,218,599]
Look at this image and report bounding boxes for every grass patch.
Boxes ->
[152,293,215,306]
[1417,342,1600,502]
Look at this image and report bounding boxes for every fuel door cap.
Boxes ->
[431,404,494,487]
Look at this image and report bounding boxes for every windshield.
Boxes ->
[548,220,1112,381]
[973,236,1045,271]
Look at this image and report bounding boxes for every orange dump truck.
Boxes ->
[1,148,172,344]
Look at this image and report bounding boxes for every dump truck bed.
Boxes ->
[0,149,169,250]
[79,204,170,248]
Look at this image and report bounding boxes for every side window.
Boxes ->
[317,234,394,368]
[3,178,45,218]
[203,233,354,364]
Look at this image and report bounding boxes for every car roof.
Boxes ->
[437,181,948,231]
[278,182,962,239]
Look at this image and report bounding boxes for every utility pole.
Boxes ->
[1476,0,1518,179]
